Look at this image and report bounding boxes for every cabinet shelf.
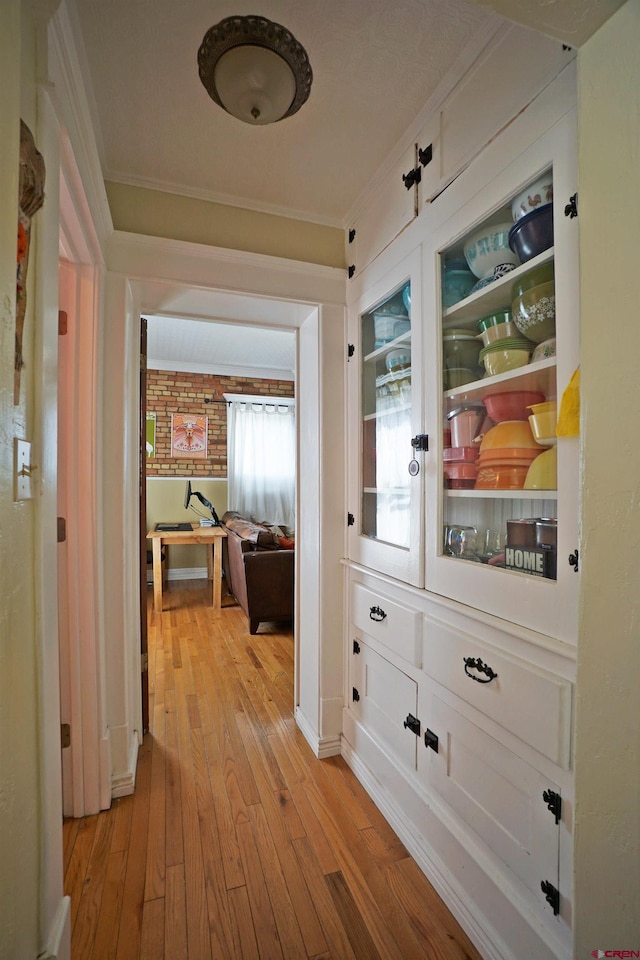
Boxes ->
[364,404,411,422]
[444,357,556,405]
[445,489,556,499]
[442,247,554,331]
[364,330,411,364]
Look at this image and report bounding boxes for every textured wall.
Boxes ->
[146,369,294,477]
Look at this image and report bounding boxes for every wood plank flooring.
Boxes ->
[63,579,483,960]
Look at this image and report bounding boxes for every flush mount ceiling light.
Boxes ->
[197,15,313,125]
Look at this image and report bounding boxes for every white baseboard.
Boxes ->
[340,737,506,960]
[39,895,71,960]
[295,706,342,758]
[111,729,139,798]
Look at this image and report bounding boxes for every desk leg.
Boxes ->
[212,538,222,609]
[152,538,164,613]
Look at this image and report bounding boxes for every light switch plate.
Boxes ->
[14,438,33,501]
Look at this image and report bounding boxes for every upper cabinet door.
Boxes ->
[419,24,575,208]
[347,247,425,587]
[422,110,580,643]
[346,142,418,281]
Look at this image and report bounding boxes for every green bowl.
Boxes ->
[477,309,512,333]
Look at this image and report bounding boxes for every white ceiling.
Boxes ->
[70,0,624,375]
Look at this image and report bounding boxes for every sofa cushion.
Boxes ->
[221,512,277,548]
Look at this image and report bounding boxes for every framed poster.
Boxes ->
[171,414,207,458]
[146,412,156,457]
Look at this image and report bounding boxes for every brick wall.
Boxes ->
[146,370,294,477]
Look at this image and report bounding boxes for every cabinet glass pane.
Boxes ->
[439,169,559,581]
[361,282,411,549]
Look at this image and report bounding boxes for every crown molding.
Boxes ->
[104,172,343,231]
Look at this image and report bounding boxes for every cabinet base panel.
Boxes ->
[341,711,571,960]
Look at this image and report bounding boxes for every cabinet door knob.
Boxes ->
[369,605,387,622]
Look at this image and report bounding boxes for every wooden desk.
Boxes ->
[147,523,227,613]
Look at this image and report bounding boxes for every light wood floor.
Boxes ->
[63,579,483,960]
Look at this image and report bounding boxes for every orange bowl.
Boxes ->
[475,462,530,489]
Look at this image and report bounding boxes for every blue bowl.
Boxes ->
[508,203,554,263]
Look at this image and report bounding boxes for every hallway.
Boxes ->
[63,580,481,959]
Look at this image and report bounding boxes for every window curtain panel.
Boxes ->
[227,397,296,529]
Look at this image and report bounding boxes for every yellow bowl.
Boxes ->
[482,347,531,377]
[528,410,556,443]
[479,420,540,452]
[524,447,557,489]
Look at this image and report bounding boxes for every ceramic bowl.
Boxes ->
[442,269,475,307]
[476,309,512,332]
[512,281,556,343]
[463,223,518,279]
[477,322,520,347]
[478,419,540,452]
[508,203,554,263]
[443,331,482,370]
[511,173,554,221]
[511,261,554,301]
[479,339,533,376]
[528,407,557,444]
[385,347,411,373]
[531,337,556,362]
[482,390,545,422]
[524,446,557,489]
[401,284,411,314]
[474,461,530,490]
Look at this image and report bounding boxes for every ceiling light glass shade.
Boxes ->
[198,15,313,125]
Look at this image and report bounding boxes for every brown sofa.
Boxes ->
[221,512,294,634]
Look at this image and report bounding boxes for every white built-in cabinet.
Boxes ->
[343,55,579,960]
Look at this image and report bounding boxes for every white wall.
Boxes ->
[574,0,640,949]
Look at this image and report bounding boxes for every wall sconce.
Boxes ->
[197,15,313,125]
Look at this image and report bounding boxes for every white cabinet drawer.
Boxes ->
[350,640,418,774]
[423,613,572,768]
[419,691,561,910]
[351,581,422,667]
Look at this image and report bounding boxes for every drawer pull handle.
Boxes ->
[369,605,387,622]
[463,656,498,684]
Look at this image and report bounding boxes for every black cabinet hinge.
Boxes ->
[402,166,422,191]
[57,517,66,543]
[60,723,71,749]
[348,343,355,359]
[403,713,421,736]
[348,228,356,244]
[418,143,433,167]
[411,434,429,452]
[540,880,560,915]
[568,549,579,572]
[352,687,360,702]
[347,512,355,527]
[353,640,360,655]
[424,728,439,753]
[348,264,356,279]
[543,789,562,825]
[564,193,578,219]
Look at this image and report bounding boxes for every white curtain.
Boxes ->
[226,395,296,528]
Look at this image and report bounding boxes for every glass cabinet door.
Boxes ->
[361,284,412,548]
[424,112,580,642]
[348,248,424,586]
